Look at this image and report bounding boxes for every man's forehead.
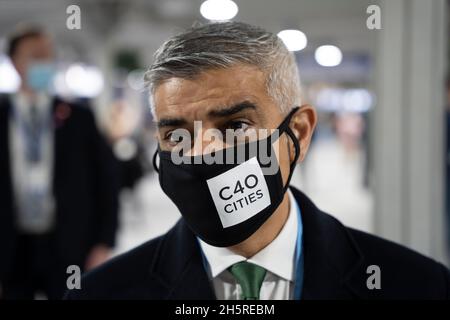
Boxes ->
[153,64,267,115]
[20,35,53,56]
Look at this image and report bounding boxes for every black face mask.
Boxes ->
[153,107,300,247]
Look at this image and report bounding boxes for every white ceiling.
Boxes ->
[0,0,378,53]
[0,0,379,85]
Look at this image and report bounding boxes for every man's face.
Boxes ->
[154,63,313,185]
[12,34,54,83]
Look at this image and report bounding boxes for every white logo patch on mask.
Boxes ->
[207,157,271,228]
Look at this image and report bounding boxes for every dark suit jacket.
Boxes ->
[65,187,450,300]
[0,94,119,281]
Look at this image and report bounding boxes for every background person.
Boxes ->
[0,27,119,299]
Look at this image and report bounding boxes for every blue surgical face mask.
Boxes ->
[26,62,55,92]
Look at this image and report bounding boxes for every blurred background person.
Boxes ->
[0,26,119,299]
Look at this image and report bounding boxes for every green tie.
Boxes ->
[228,261,267,300]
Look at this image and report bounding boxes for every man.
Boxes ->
[0,27,119,299]
[67,22,449,300]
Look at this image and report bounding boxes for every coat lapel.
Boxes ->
[51,98,73,194]
[291,187,366,299]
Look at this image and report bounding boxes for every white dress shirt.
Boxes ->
[9,92,55,234]
[199,189,299,300]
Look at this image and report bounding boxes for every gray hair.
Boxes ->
[145,22,302,115]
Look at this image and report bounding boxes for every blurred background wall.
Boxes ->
[0,0,448,266]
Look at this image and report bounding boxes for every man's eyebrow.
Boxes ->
[156,101,257,128]
[157,118,187,128]
[208,101,257,118]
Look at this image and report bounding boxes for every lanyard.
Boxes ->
[10,102,52,163]
[293,198,304,300]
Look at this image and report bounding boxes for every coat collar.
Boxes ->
[147,186,367,300]
[290,187,366,299]
[146,217,216,299]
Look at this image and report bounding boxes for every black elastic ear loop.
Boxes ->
[152,148,160,173]
[283,127,300,189]
[280,107,301,194]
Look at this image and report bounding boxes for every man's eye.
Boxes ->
[226,121,250,134]
[165,132,184,146]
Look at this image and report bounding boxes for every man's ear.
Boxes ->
[288,104,317,163]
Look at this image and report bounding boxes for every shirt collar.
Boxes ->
[13,91,51,119]
[198,189,299,281]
